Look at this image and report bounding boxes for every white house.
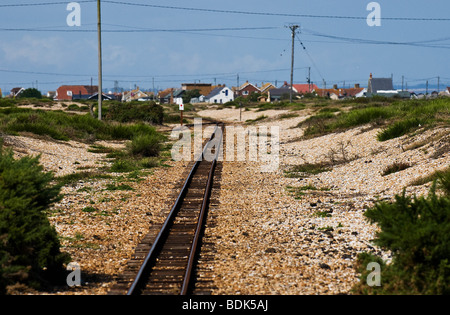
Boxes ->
[205,86,234,104]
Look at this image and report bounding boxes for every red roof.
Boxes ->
[292,84,319,94]
[55,85,98,100]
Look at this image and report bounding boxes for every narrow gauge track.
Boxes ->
[109,123,223,295]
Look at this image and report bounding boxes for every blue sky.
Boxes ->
[1,0,449,94]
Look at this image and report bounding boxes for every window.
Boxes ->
[225,90,228,96]
[243,91,249,95]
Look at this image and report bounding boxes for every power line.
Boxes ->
[100,1,450,22]
[0,67,306,80]
[0,1,95,7]
[302,28,450,49]
[0,26,280,33]
[2,1,449,22]
[295,33,325,83]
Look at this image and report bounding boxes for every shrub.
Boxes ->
[377,118,426,141]
[335,106,393,128]
[0,108,163,142]
[18,88,42,99]
[353,181,450,295]
[105,101,163,124]
[110,159,138,173]
[128,133,162,157]
[0,145,70,293]
[382,162,411,176]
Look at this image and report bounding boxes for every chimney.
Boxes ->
[370,73,373,79]
[355,84,360,88]
[333,84,338,90]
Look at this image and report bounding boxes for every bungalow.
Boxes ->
[236,81,260,98]
[55,85,98,101]
[367,73,393,94]
[367,73,410,98]
[10,87,25,98]
[316,84,366,99]
[267,86,293,102]
[88,92,114,101]
[181,83,213,97]
[158,88,174,104]
[205,85,234,104]
[47,91,56,99]
[172,89,185,106]
[292,83,319,94]
[122,86,149,102]
[259,82,276,94]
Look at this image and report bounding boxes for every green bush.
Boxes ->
[18,88,42,99]
[105,101,163,124]
[377,118,426,141]
[353,180,450,295]
[0,145,70,294]
[0,108,162,142]
[335,106,393,128]
[128,133,162,157]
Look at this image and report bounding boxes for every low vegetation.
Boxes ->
[0,144,70,294]
[0,99,170,293]
[353,174,450,295]
[296,98,449,140]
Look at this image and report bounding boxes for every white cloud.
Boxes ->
[1,35,92,69]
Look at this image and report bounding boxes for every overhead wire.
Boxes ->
[101,1,450,22]
[1,0,450,22]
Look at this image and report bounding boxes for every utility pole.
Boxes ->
[289,25,299,103]
[437,76,440,93]
[402,75,404,91]
[97,0,103,120]
[152,77,155,100]
[308,67,311,93]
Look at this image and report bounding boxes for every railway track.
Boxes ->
[109,123,223,295]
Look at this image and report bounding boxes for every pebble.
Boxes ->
[5,105,448,295]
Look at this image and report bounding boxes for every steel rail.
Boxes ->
[127,124,220,295]
[180,124,223,295]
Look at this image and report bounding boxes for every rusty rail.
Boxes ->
[126,124,223,295]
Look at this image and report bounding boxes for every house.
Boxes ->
[10,87,25,98]
[235,81,260,98]
[122,87,149,102]
[172,89,185,105]
[259,82,276,94]
[267,86,293,102]
[292,83,319,94]
[55,85,98,101]
[316,84,366,99]
[367,73,394,94]
[181,83,213,97]
[367,73,410,98]
[158,88,172,104]
[88,92,114,101]
[205,85,234,104]
[157,88,185,104]
[47,91,56,99]
[190,95,206,104]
